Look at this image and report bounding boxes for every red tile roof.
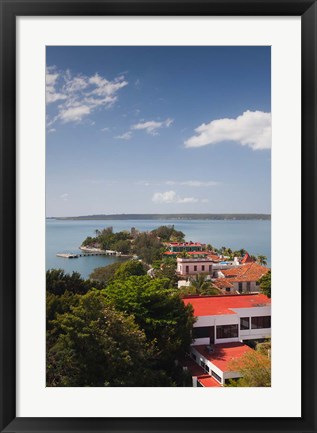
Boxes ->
[221,262,269,282]
[207,254,222,262]
[194,343,253,372]
[183,293,271,316]
[212,279,234,289]
[240,252,255,264]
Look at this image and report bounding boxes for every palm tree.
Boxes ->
[177,251,190,258]
[257,255,268,266]
[189,274,210,294]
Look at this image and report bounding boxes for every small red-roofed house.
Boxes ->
[217,262,270,294]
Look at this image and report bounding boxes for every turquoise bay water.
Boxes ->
[46,219,271,280]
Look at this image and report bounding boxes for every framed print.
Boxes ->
[0,1,316,432]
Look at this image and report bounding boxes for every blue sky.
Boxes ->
[46,46,271,217]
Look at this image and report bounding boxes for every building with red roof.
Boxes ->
[240,252,255,264]
[183,293,271,346]
[182,294,271,386]
[217,262,270,294]
[190,342,267,386]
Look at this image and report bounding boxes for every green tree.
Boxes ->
[89,261,124,284]
[226,350,271,387]
[132,232,163,264]
[151,225,185,242]
[177,251,190,258]
[47,290,170,387]
[188,274,221,295]
[46,269,100,296]
[258,270,271,298]
[154,261,178,287]
[102,276,195,369]
[114,260,147,279]
[112,239,131,254]
[257,255,268,266]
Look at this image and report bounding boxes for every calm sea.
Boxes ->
[46,219,271,280]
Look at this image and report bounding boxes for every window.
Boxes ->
[211,370,222,383]
[202,265,205,271]
[203,364,210,374]
[225,287,231,292]
[185,266,189,274]
[216,324,238,339]
[240,317,250,330]
[246,281,251,292]
[209,265,212,272]
[194,265,197,271]
[193,326,212,339]
[238,282,243,292]
[251,316,271,329]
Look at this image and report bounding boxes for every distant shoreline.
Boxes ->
[47,213,271,221]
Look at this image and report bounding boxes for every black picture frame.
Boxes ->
[0,1,316,432]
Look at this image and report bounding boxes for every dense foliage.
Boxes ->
[82,227,131,251]
[46,267,195,387]
[258,270,271,298]
[131,232,163,264]
[226,343,271,387]
[150,225,185,242]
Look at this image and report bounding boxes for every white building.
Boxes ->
[183,293,271,346]
[182,293,271,386]
[176,258,214,276]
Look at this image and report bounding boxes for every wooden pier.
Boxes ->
[56,251,118,259]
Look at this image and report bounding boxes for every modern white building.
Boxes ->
[182,293,271,386]
[183,293,271,346]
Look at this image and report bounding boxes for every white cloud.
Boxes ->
[48,128,56,134]
[132,118,173,135]
[46,66,128,126]
[115,131,132,140]
[165,180,218,187]
[101,127,110,132]
[152,190,198,204]
[184,110,271,150]
[59,105,91,123]
[60,193,69,201]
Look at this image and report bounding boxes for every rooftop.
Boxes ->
[220,262,269,282]
[194,342,254,372]
[197,375,222,387]
[183,293,271,316]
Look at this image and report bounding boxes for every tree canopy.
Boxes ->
[102,276,195,366]
[47,270,195,387]
[226,349,271,387]
[258,270,271,298]
[47,290,170,386]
